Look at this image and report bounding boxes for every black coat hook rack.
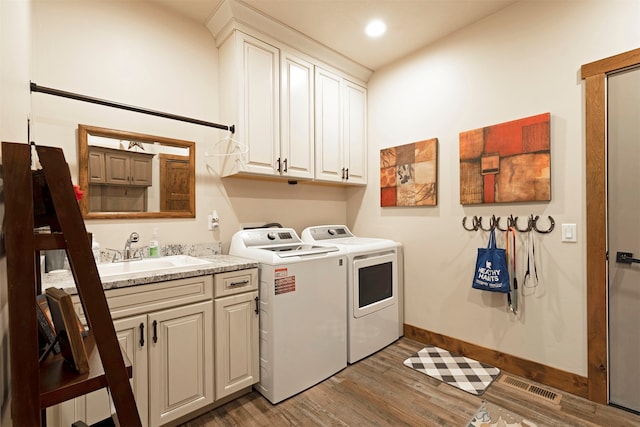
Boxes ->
[462,214,555,233]
[30,82,235,133]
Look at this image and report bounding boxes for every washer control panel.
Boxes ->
[240,228,299,247]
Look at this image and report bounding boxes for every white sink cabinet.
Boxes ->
[147,300,213,426]
[213,269,259,399]
[46,268,259,427]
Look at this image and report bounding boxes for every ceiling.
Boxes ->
[152,0,519,71]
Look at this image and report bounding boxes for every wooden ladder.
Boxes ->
[3,142,141,426]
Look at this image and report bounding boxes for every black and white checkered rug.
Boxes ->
[403,346,500,395]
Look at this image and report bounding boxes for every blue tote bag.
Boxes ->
[472,229,510,293]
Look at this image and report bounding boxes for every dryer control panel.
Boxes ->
[304,225,355,240]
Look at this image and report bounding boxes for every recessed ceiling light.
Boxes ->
[365,19,386,38]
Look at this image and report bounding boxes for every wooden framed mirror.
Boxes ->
[78,124,196,219]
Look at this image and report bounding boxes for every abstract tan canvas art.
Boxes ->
[459,113,551,205]
[380,138,437,207]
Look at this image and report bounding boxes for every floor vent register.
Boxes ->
[498,374,563,405]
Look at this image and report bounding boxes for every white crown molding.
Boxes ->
[206,0,373,83]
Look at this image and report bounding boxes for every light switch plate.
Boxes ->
[562,223,577,242]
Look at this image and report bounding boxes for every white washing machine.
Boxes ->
[301,225,403,364]
[229,227,347,404]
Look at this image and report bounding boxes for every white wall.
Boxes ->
[353,0,640,376]
[30,0,347,253]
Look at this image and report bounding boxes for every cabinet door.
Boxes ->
[88,150,105,183]
[281,50,314,179]
[238,32,280,176]
[114,315,149,427]
[159,154,190,211]
[46,315,149,427]
[214,291,259,398]
[343,80,367,184]
[129,154,153,186]
[148,301,213,427]
[104,151,131,185]
[315,67,344,183]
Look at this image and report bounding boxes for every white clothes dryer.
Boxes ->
[229,227,347,403]
[301,225,403,364]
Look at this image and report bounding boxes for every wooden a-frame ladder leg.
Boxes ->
[3,142,40,426]
[36,145,141,427]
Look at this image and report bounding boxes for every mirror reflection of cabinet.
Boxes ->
[89,146,154,186]
[88,146,155,213]
[88,150,106,183]
[78,125,196,219]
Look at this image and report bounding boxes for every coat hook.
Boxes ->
[533,215,555,233]
[477,216,495,231]
[513,215,533,232]
[462,216,477,231]
[494,215,508,231]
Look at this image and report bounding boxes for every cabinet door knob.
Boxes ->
[276,157,281,173]
[254,296,260,315]
[283,158,288,173]
[345,168,349,180]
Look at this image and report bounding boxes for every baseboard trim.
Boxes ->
[404,324,589,399]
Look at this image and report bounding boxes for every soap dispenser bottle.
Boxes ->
[92,239,100,264]
[149,228,160,258]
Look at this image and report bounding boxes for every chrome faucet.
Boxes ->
[123,232,139,260]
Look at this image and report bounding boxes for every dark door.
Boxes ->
[159,154,191,212]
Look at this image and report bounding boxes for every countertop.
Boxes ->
[42,255,259,294]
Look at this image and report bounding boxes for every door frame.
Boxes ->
[581,47,640,404]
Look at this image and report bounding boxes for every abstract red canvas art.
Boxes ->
[380,138,438,207]
[459,113,551,205]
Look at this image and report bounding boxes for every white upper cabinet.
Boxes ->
[219,31,314,180]
[343,80,367,185]
[215,23,367,184]
[219,31,280,177]
[315,67,343,183]
[315,67,367,185]
[280,50,315,179]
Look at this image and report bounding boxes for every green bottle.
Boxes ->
[149,228,160,258]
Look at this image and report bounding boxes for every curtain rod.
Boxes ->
[30,82,235,133]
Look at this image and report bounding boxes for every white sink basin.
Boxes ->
[97,255,212,278]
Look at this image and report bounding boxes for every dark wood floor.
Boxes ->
[180,338,640,426]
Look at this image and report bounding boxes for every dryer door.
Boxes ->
[352,251,397,318]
